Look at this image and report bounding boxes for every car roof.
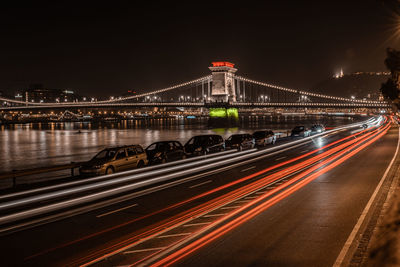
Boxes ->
[253,130,272,132]
[192,134,221,137]
[103,145,142,150]
[150,141,182,145]
[230,133,250,136]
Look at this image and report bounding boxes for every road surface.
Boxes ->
[0,117,397,267]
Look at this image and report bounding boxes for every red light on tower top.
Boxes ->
[211,62,235,68]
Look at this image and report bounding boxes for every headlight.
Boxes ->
[93,164,103,169]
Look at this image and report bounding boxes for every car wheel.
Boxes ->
[161,158,167,164]
[106,167,114,175]
[137,160,145,168]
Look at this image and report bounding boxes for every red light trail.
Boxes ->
[73,118,390,266]
[148,120,391,267]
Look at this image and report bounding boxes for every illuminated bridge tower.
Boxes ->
[208,62,237,103]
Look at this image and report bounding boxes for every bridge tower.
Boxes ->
[208,62,237,102]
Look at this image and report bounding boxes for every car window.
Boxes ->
[192,136,209,146]
[116,149,126,159]
[253,131,266,139]
[187,137,194,145]
[146,143,156,151]
[127,147,137,156]
[157,143,168,151]
[174,142,182,149]
[93,149,116,160]
[136,146,144,154]
[168,142,174,151]
[214,136,222,143]
[230,135,243,143]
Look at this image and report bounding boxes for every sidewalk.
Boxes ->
[365,160,400,267]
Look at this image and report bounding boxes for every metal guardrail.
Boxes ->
[0,150,238,189]
[0,162,82,187]
[0,117,377,227]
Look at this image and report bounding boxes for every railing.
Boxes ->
[0,162,82,188]
[0,117,377,230]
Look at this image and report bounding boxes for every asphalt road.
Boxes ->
[0,120,397,267]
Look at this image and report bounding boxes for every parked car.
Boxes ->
[253,130,276,147]
[291,126,311,137]
[79,145,148,176]
[310,124,325,133]
[146,141,186,164]
[225,134,255,151]
[184,134,225,156]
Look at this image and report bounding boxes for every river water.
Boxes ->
[0,116,362,172]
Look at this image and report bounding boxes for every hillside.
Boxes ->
[310,72,389,100]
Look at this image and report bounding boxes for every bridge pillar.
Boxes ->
[208,62,237,103]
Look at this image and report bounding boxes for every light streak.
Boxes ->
[76,121,388,266]
[149,121,391,266]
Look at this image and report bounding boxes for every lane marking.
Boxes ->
[183,222,211,227]
[203,213,228,218]
[157,233,191,239]
[189,180,212,189]
[235,200,251,203]
[142,122,388,266]
[255,191,268,195]
[244,196,258,200]
[333,125,400,267]
[221,206,241,210]
[275,156,287,161]
[75,122,374,266]
[241,166,256,172]
[300,150,309,153]
[123,247,166,254]
[96,203,138,218]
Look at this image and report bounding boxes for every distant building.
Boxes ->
[333,68,344,79]
[22,84,85,103]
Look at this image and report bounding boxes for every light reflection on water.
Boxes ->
[0,117,357,171]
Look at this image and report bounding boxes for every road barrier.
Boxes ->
[0,117,377,228]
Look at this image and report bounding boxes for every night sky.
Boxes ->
[0,1,398,97]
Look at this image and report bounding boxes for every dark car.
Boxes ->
[310,124,325,133]
[291,126,311,137]
[253,130,276,147]
[146,141,186,164]
[225,134,255,151]
[79,145,148,176]
[184,134,225,156]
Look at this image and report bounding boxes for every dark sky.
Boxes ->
[0,1,398,97]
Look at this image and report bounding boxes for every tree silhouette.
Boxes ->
[380,48,400,109]
[379,1,400,109]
